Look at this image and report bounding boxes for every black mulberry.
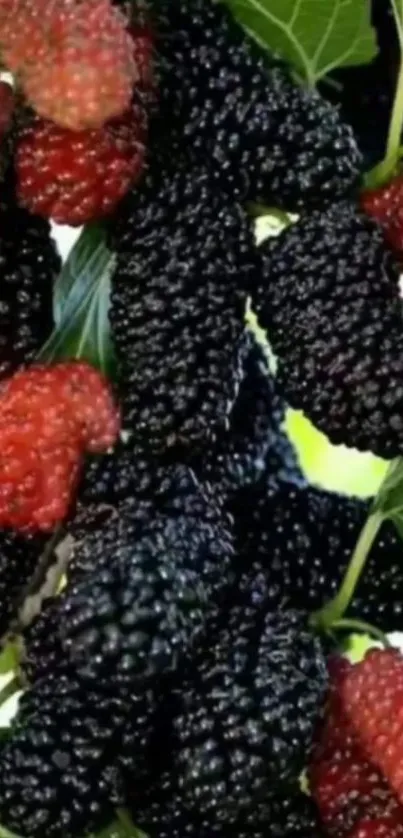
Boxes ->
[56,466,234,684]
[0,193,58,378]
[0,673,127,838]
[232,475,403,631]
[0,529,48,641]
[255,202,403,458]
[108,163,257,453]
[154,0,362,209]
[170,605,327,825]
[133,772,323,836]
[194,330,297,496]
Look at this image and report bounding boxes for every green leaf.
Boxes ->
[89,819,146,838]
[390,510,403,545]
[53,223,107,325]
[223,0,377,85]
[38,226,117,378]
[0,826,22,838]
[372,457,403,519]
[0,643,19,677]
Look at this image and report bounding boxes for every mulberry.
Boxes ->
[133,772,323,836]
[232,474,403,631]
[0,530,48,640]
[154,0,362,208]
[194,330,295,496]
[0,190,59,378]
[255,202,403,458]
[56,466,234,683]
[108,163,257,453]
[170,605,327,825]
[21,599,63,684]
[0,671,135,838]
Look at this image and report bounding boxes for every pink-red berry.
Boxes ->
[342,649,403,807]
[16,104,146,226]
[5,0,138,130]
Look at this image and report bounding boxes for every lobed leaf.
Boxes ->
[223,0,377,84]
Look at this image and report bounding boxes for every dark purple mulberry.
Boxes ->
[255,202,403,458]
[0,192,58,378]
[154,0,362,208]
[54,466,234,684]
[108,163,258,453]
[232,474,403,631]
[169,605,327,825]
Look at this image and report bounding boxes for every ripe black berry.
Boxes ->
[255,202,403,458]
[108,162,258,453]
[57,466,234,684]
[0,673,125,838]
[0,193,58,378]
[0,530,48,640]
[232,475,403,631]
[170,604,327,825]
[154,0,362,208]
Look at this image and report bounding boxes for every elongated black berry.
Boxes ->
[169,604,327,825]
[108,163,258,453]
[0,668,154,838]
[55,466,234,684]
[193,330,304,503]
[255,202,403,458]
[232,473,403,631]
[154,0,362,208]
[133,773,323,836]
[0,530,48,640]
[0,193,58,377]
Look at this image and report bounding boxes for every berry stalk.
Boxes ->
[365,0,403,187]
[330,618,391,647]
[311,508,384,630]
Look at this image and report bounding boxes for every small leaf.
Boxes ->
[223,0,377,85]
[38,226,117,378]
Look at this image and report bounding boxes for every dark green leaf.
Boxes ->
[38,226,117,378]
[223,0,377,85]
[53,224,107,325]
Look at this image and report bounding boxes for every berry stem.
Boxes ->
[311,509,384,631]
[330,618,391,648]
[365,0,403,187]
[0,676,20,710]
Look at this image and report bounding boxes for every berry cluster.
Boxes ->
[0,1,403,838]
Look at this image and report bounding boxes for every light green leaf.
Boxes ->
[372,457,403,520]
[223,0,377,84]
[37,227,117,378]
[0,643,19,677]
[0,828,21,838]
[90,819,146,838]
